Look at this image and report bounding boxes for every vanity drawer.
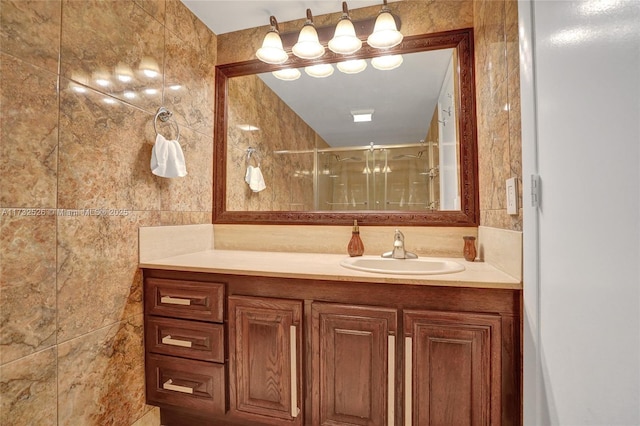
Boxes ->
[146,316,224,362]
[146,353,225,415]
[145,278,224,322]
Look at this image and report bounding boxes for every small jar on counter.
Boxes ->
[463,236,476,262]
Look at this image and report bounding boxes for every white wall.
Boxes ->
[519,1,640,424]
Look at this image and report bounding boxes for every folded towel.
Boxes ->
[249,166,266,192]
[151,134,187,178]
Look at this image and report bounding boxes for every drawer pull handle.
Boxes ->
[162,335,193,348]
[290,325,300,418]
[404,336,413,426]
[388,335,395,426]
[163,379,193,394]
[161,296,191,306]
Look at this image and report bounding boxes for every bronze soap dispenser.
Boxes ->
[347,220,365,257]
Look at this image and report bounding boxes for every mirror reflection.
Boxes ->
[214,29,479,226]
[226,48,461,213]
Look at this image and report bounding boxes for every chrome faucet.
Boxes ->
[382,229,418,259]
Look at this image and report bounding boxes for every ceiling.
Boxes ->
[181,1,452,148]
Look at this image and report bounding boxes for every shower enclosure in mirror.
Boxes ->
[214,29,478,226]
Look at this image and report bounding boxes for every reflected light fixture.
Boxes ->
[292,9,325,60]
[256,16,289,64]
[139,56,160,78]
[115,62,134,83]
[305,63,334,78]
[328,2,362,55]
[272,68,301,81]
[371,54,403,70]
[367,0,403,49]
[337,59,367,74]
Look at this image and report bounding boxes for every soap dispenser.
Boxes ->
[347,220,365,257]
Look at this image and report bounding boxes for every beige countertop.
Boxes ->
[139,249,522,290]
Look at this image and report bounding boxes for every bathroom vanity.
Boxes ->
[140,250,522,426]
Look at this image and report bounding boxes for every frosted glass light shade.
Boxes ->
[305,63,334,78]
[337,59,367,74]
[371,54,403,70]
[256,31,288,64]
[328,18,362,55]
[367,11,403,49]
[272,68,301,81]
[292,24,325,59]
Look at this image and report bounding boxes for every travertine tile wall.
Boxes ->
[0,1,215,424]
[474,0,523,230]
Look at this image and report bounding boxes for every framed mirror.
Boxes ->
[213,28,478,226]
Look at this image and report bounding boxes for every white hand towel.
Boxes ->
[245,165,254,184]
[151,134,187,178]
[249,166,266,192]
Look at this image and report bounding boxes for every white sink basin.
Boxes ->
[340,256,465,275]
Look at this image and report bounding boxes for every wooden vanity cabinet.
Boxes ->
[311,303,397,426]
[142,269,522,426]
[228,295,303,426]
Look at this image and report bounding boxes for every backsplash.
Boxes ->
[0,0,215,424]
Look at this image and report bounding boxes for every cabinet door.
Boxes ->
[312,303,398,426]
[403,310,502,426]
[228,295,302,425]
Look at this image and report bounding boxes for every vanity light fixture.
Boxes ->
[367,0,404,49]
[292,9,325,60]
[305,63,334,78]
[256,16,289,65]
[371,54,403,70]
[328,2,362,55]
[337,59,367,74]
[272,68,301,81]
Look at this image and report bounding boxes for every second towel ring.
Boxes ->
[154,107,180,142]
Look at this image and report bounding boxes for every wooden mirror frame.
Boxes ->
[213,28,478,226]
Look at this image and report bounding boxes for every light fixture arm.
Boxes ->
[269,15,280,32]
[305,8,314,24]
[342,2,350,17]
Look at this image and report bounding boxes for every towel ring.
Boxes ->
[246,147,260,166]
[154,107,180,142]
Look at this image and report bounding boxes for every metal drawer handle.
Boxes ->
[388,335,396,426]
[290,325,300,418]
[161,296,191,306]
[163,379,193,394]
[404,336,413,426]
[162,335,193,348]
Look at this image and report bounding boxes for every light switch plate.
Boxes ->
[506,177,518,215]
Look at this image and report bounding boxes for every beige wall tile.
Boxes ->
[57,84,161,211]
[57,315,146,426]
[0,215,57,364]
[56,212,157,342]
[0,53,59,208]
[0,0,61,73]
[0,348,57,425]
[60,0,165,111]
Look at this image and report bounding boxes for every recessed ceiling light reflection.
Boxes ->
[123,91,136,99]
[69,82,87,93]
[371,54,403,71]
[305,63,334,78]
[272,68,301,81]
[337,59,367,74]
[139,56,160,78]
[144,88,158,95]
[103,97,116,104]
[169,84,182,90]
